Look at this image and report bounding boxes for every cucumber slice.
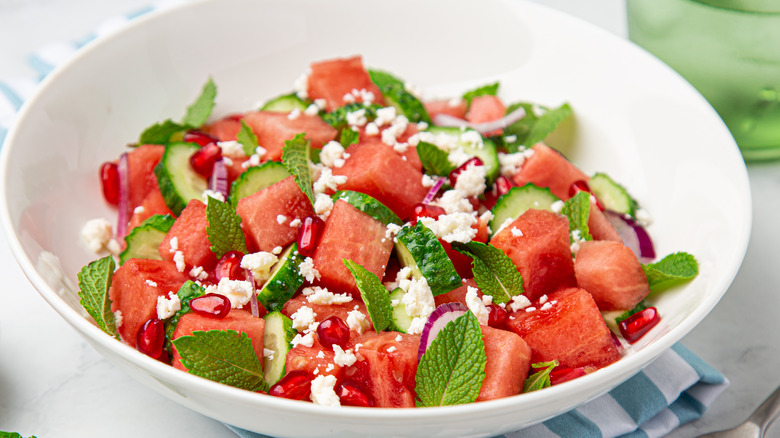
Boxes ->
[119,214,176,265]
[389,287,413,333]
[227,161,290,207]
[331,190,402,225]
[394,221,461,296]
[256,243,305,311]
[368,69,431,124]
[262,311,297,386]
[489,184,560,237]
[154,142,208,216]
[423,126,500,184]
[260,93,309,112]
[588,173,639,216]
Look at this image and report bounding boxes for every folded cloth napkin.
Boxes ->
[0,6,729,438]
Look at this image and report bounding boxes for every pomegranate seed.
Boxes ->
[486,304,508,328]
[189,143,223,179]
[316,316,351,349]
[337,380,374,407]
[618,307,661,343]
[482,175,513,210]
[214,250,246,282]
[268,370,315,400]
[225,113,245,122]
[136,318,165,359]
[448,157,484,188]
[550,366,587,385]
[183,130,219,147]
[411,203,447,225]
[297,216,326,257]
[100,162,120,206]
[568,179,605,210]
[190,293,231,319]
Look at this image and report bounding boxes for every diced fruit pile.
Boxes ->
[78,55,700,408]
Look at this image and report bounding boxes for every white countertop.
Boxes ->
[1,1,777,437]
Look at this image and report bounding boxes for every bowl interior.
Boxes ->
[0,0,751,436]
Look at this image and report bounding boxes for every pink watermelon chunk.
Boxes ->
[506,287,620,369]
[203,115,242,142]
[512,143,589,200]
[171,311,265,372]
[109,259,189,343]
[241,111,338,162]
[434,278,479,308]
[333,139,428,220]
[286,335,345,379]
[127,184,174,230]
[127,144,165,211]
[312,200,394,295]
[307,56,385,112]
[236,176,314,253]
[587,202,622,242]
[466,95,507,136]
[490,209,576,302]
[477,325,532,402]
[158,199,218,271]
[424,99,468,120]
[282,294,372,334]
[574,240,650,311]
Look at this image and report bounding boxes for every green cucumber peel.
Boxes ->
[450,241,524,304]
[76,256,118,338]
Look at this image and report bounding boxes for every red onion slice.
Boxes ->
[605,211,656,263]
[210,159,229,200]
[417,302,467,361]
[432,106,526,135]
[116,152,130,240]
[422,178,445,204]
[245,268,259,318]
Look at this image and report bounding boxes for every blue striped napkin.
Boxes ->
[0,5,729,438]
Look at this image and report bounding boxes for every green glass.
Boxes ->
[627,0,780,161]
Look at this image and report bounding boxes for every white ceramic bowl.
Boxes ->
[0,0,751,436]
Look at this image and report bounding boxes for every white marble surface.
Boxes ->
[0,0,778,437]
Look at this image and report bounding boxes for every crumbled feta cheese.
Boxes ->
[310,375,340,407]
[447,147,472,168]
[364,122,379,136]
[145,280,158,287]
[504,135,517,143]
[133,206,146,215]
[635,208,652,227]
[241,251,278,283]
[550,200,565,214]
[325,363,334,373]
[291,332,314,348]
[525,306,537,313]
[466,286,489,325]
[303,286,353,305]
[304,104,320,116]
[386,346,397,353]
[276,214,287,225]
[481,294,493,306]
[313,167,347,195]
[375,107,397,126]
[346,108,367,127]
[417,121,429,130]
[291,305,317,331]
[570,229,586,254]
[347,310,371,335]
[289,218,301,228]
[407,316,427,335]
[287,108,301,120]
[402,277,435,319]
[209,278,254,309]
[448,96,463,107]
[293,70,310,100]
[431,189,474,214]
[511,227,523,237]
[222,157,233,166]
[156,291,181,320]
[539,294,548,304]
[169,236,179,252]
[263,348,275,360]
[81,218,115,254]
[380,115,409,146]
[189,266,208,281]
[173,251,186,272]
[395,334,403,342]
[480,210,494,224]
[419,212,478,243]
[299,257,320,283]
[202,189,225,203]
[332,345,357,367]
[114,310,123,328]
[421,174,436,188]
[509,294,532,312]
[385,223,402,240]
[454,163,487,198]
[498,149,534,177]
[316,350,325,359]
[314,98,327,110]
[320,141,346,168]
[314,193,334,218]
[494,217,515,236]
[541,302,553,311]
[218,140,247,158]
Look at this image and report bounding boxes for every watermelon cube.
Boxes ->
[511,143,588,200]
[434,278,478,308]
[158,199,217,271]
[307,56,385,111]
[587,202,622,242]
[282,293,373,336]
[506,287,620,369]
[490,209,576,301]
[466,95,507,136]
[171,311,265,372]
[241,111,338,162]
[236,176,314,253]
[312,200,394,295]
[127,144,165,210]
[424,99,468,120]
[203,115,242,142]
[127,185,173,230]
[574,240,650,311]
[478,325,532,402]
[286,336,345,379]
[109,258,190,343]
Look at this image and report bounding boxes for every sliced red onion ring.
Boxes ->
[605,211,656,263]
[422,177,445,204]
[245,268,259,318]
[417,302,467,361]
[432,106,526,135]
[116,152,130,240]
[210,159,229,200]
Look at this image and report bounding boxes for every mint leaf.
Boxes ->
[417,141,455,177]
[450,241,523,304]
[643,252,699,293]
[615,300,649,325]
[172,329,268,392]
[523,360,559,393]
[0,433,38,438]
[282,133,315,206]
[77,256,118,338]
[502,102,572,152]
[462,82,499,107]
[182,77,217,128]
[206,196,248,258]
[164,281,206,354]
[339,128,360,147]
[415,312,486,407]
[139,119,186,145]
[236,120,259,156]
[343,259,393,332]
[562,191,593,242]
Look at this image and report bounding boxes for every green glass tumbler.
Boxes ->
[627,0,780,161]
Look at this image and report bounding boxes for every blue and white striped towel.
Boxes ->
[0,6,729,438]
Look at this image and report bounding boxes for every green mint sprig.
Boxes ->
[206,196,248,259]
[343,259,393,332]
[462,82,499,107]
[415,311,486,407]
[643,252,699,293]
[77,256,118,338]
[450,241,524,304]
[236,120,260,156]
[281,133,315,206]
[417,141,455,177]
[501,102,572,152]
[523,360,559,393]
[615,300,649,325]
[139,78,217,144]
[339,128,360,147]
[562,191,593,243]
[164,281,206,354]
[172,329,268,392]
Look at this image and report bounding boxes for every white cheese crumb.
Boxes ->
[189,266,209,281]
[80,218,115,254]
[509,294,532,312]
[401,277,436,320]
[291,332,314,348]
[241,251,279,283]
[293,70,310,100]
[431,189,474,214]
[395,334,403,342]
[313,167,347,195]
[419,212,478,243]
[314,193,335,218]
[421,174,436,188]
[218,140,247,158]
[635,208,653,227]
[287,108,301,120]
[447,147,472,167]
[325,363,335,372]
[145,279,158,287]
[540,302,553,311]
[525,306,537,313]
[263,348,275,360]
[407,316,427,335]
[114,310,123,328]
[173,251,186,272]
[291,305,317,331]
[539,294,548,304]
[202,189,225,203]
[550,200,565,214]
[222,157,233,166]
[133,206,146,215]
[385,223,402,240]
[320,141,346,168]
[481,294,493,306]
[277,214,288,225]
[498,149,535,178]
[209,278,254,309]
[365,122,379,136]
[299,257,321,283]
[156,291,181,320]
[289,218,302,228]
[332,345,357,367]
[494,217,515,236]
[316,350,325,359]
[511,227,523,237]
[347,310,371,335]
[570,229,586,254]
[386,346,397,353]
[346,108,367,127]
[375,106,397,126]
[466,286,489,325]
[454,163,487,198]
[169,236,179,252]
[272,246,283,255]
[304,104,320,116]
[303,286,353,305]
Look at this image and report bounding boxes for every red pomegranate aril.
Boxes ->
[337,380,375,407]
[448,157,484,188]
[619,307,661,343]
[486,304,508,328]
[136,318,165,359]
[482,175,513,210]
[411,203,446,225]
[316,316,351,349]
[100,162,120,206]
[568,179,605,210]
[268,370,315,400]
[214,250,246,282]
[190,143,223,179]
[190,293,231,319]
[183,130,219,147]
[297,216,326,257]
[550,366,587,385]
